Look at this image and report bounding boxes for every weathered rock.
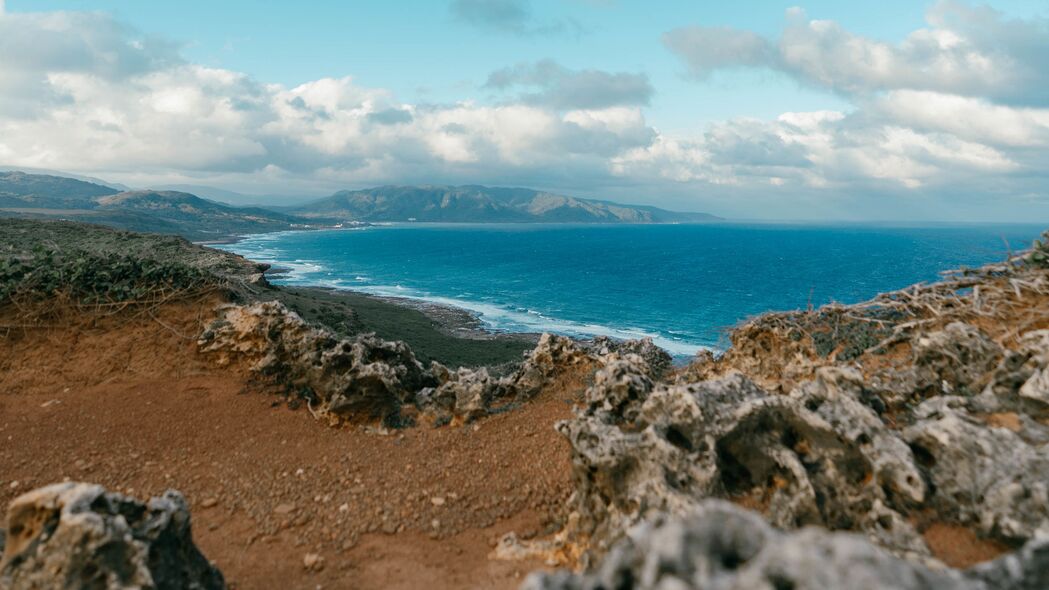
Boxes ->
[985,330,1049,417]
[903,399,1049,542]
[586,336,673,380]
[558,351,1049,564]
[559,363,936,559]
[913,322,1003,396]
[198,301,430,424]
[522,501,1049,590]
[419,335,671,423]
[0,482,224,590]
[510,334,597,400]
[423,364,502,423]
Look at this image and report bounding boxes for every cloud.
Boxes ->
[661,26,775,79]
[0,11,653,190]
[0,11,180,117]
[485,60,652,109]
[2,5,1049,220]
[449,0,580,36]
[366,108,414,126]
[664,1,1049,105]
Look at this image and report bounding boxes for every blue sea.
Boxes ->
[223,223,1045,356]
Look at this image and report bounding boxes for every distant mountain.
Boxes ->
[0,171,119,208]
[294,185,719,223]
[0,172,313,240]
[0,167,130,192]
[154,184,321,208]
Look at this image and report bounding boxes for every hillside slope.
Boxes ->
[0,171,119,208]
[295,185,718,223]
[0,172,315,240]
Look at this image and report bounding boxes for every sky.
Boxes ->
[1,0,1048,220]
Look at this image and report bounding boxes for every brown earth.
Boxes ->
[0,295,576,589]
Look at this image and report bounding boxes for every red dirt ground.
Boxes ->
[0,297,577,589]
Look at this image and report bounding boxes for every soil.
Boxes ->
[0,296,576,589]
[922,523,1011,569]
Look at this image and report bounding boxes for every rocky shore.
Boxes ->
[2,217,1049,588]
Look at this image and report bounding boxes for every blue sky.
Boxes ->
[2,1,1049,220]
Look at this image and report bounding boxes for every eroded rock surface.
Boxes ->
[522,501,1049,590]
[199,302,667,425]
[0,482,224,590]
[199,301,432,424]
[545,238,1049,586]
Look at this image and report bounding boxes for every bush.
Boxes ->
[0,246,219,304]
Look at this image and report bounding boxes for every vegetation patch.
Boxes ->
[0,245,220,305]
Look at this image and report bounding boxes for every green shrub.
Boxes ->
[0,246,219,304]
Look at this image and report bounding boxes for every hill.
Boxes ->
[0,171,119,208]
[91,190,311,239]
[295,185,719,223]
[0,172,315,240]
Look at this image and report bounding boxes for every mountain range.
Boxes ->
[0,172,308,240]
[0,171,719,240]
[293,185,718,223]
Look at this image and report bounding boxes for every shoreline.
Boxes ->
[229,227,711,359]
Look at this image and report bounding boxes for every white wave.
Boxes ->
[219,234,711,357]
[343,283,708,357]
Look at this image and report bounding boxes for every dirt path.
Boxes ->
[0,297,576,589]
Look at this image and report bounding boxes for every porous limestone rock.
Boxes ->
[0,482,224,590]
[198,301,431,423]
[521,501,1049,590]
[558,355,1049,562]
[903,399,1049,542]
[985,330,1049,417]
[419,335,665,423]
[199,301,673,424]
[511,334,598,399]
[912,322,1003,396]
[585,336,673,380]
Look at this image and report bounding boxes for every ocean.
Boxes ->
[223,222,1045,357]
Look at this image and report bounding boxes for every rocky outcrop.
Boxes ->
[420,334,609,423]
[0,482,224,590]
[199,302,670,425]
[522,501,1049,590]
[198,301,432,424]
[555,321,1049,566]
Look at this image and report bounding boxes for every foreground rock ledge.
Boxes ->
[0,482,224,590]
[523,501,1049,590]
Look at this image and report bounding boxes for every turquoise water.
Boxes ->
[224,223,1045,356]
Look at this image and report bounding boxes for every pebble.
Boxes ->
[430,496,446,506]
[303,552,325,571]
[274,503,296,515]
[201,498,219,509]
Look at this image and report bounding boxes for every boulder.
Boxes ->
[0,482,224,590]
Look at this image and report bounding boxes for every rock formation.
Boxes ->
[198,301,432,425]
[0,482,224,590]
[198,301,669,426]
[522,501,1049,590]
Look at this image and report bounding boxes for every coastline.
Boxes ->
[223,226,709,358]
[255,280,540,368]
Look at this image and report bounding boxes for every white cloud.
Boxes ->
[485,59,652,109]
[664,1,1049,105]
[0,4,1048,219]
